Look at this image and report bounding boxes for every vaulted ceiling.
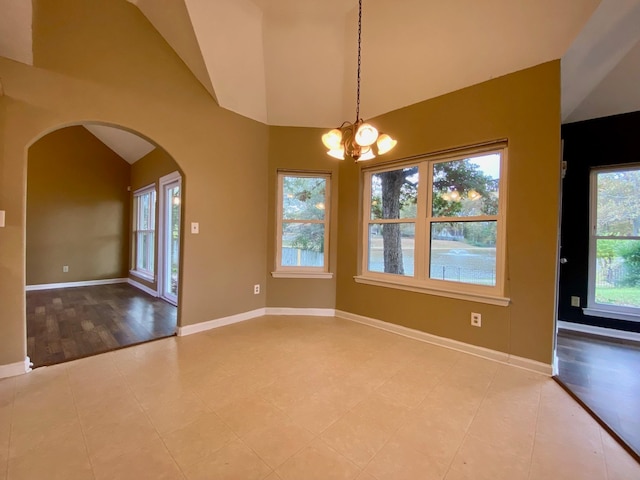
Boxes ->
[1,0,640,160]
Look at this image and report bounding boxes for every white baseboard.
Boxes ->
[177,308,267,336]
[558,320,640,343]
[265,307,336,317]
[26,278,128,291]
[0,356,32,379]
[173,305,552,375]
[128,278,159,297]
[335,310,553,376]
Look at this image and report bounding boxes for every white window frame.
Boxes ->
[355,142,509,306]
[131,184,156,281]
[584,165,640,322]
[158,171,182,306]
[272,171,332,279]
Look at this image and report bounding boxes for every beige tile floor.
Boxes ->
[1,315,638,480]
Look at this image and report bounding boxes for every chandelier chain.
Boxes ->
[356,0,362,122]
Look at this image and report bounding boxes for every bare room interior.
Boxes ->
[1,0,639,479]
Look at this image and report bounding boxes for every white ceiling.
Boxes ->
[1,0,639,157]
[83,125,155,164]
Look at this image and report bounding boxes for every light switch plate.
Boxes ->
[191,222,199,234]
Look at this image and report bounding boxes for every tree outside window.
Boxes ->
[589,167,640,312]
[362,146,505,297]
[276,172,331,273]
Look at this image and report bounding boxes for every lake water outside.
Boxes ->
[367,237,496,286]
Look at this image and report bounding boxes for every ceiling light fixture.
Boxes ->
[321,0,397,162]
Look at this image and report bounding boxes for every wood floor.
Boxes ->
[26,283,177,367]
[556,329,640,460]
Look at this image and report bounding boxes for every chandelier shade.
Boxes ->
[321,0,397,162]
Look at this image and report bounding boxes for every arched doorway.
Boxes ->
[25,122,184,367]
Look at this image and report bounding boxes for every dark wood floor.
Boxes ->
[556,329,640,459]
[26,283,177,367]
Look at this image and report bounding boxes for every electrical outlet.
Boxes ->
[63,265,69,273]
[254,284,260,295]
[191,222,199,234]
[571,296,580,307]
[471,312,481,327]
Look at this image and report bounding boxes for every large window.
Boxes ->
[132,185,156,280]
[586,165,640,321]
[274,172,331,278]
[359,144,507,304]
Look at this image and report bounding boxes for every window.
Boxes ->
[358,143,507,305]
[132,185,156,280]
[273,172,332,278]
[585,165,640,321]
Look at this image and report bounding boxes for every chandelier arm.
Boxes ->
[356,0,362,123]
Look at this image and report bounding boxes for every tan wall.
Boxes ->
[0,0,268,366]
[130,147,182,291]
[266,127,339,308]
[0,0,560,369]
[335,62,561,364]
[26,126,130,285]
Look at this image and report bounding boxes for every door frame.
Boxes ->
[158,171,182,306]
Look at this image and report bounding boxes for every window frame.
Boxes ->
[273,171,332,279]
[131,184,157,281]
[585,164,640,322]
[356,142,509,306]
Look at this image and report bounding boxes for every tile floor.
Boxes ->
[1,315,638,480]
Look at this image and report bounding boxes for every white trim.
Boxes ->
[158,171,182,306]
[558,320,640,343]
[275,171,331,274]
[177,308,267,336]
[172,306,551,375]
[582,307,640,323]
[0,356,32,379]
[271,272,334,279]
[128,278,159,297]
[129,269,155,282]
[26,278,128,291]
[360,144,508,302]
[265,307,336,316]
[335,310,552,375]
[354,276,510,307]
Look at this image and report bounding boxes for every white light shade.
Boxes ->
[355,123,378,147]
[322,129,343,150]
[327,147,345,160]
[358,147,376,161]
[468,189,482,201]
[377,134,397,155]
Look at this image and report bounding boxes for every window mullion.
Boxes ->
[414,162,429,279]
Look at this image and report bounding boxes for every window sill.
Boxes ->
[271,271,334,279]
[129,270,155,282]
[583,307,640,323]
[353,275,510,306]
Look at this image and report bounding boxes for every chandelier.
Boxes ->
[321,0,397,161]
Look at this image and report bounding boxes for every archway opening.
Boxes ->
[25,122,184,367]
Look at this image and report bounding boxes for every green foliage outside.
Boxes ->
[595,170,640,295]
[432,158,499,247]
[282,176,326,253]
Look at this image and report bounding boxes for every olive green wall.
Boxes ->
[26,126,131,285]
[129,147,182,291]
[336,62,561,364]
[266,127,339,308]
[0,0,268,366]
